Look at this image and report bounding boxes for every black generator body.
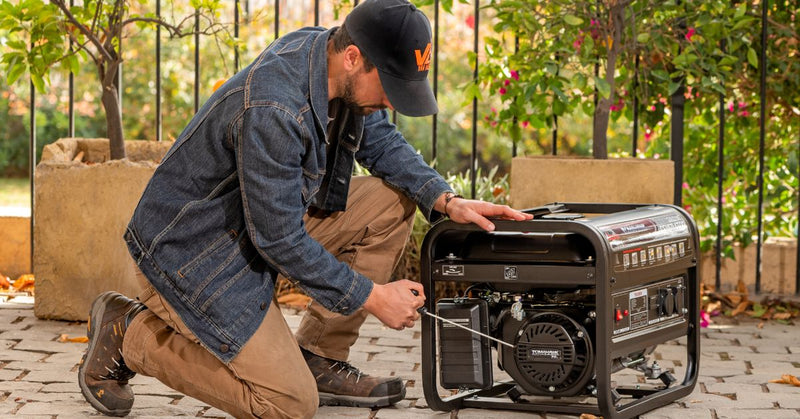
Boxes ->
[420,203,700,418]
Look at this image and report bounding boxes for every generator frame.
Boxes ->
[420,203,700,419]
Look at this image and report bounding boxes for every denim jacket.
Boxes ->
[124,27,450,363]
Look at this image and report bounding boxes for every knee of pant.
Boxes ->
[250,387,318,419]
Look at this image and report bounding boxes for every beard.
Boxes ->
[340,72,385,116]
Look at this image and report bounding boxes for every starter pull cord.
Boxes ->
[412,290,515,349]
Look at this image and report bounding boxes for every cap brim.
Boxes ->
[377,69,438,117]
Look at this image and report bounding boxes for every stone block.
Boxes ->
[700,237,797,294]
[509,156,674,208]
[0,215,30,278]
[33,138,173,321]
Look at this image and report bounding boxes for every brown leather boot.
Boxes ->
[302,348,406,408]
[78,291,146,417]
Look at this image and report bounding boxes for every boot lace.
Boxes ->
[329,361,364,383]
[99,348,136,382]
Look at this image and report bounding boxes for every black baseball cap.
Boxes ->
[345,0,438,117]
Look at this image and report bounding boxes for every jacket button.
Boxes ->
[220,344,229,353]
[337,177,346,184]
[260,302,267,310]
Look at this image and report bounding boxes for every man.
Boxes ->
[78,0,532,417]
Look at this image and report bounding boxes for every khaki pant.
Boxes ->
[122,176,416,418]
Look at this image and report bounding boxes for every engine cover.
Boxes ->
[501,311,594,396]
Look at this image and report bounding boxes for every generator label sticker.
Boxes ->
[629,289,649,330]
[442,265,464,276]
[530,348,562,361]
[503,266,518,280]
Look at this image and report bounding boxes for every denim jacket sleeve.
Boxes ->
[236,105,373,315]
[356,110,451,222]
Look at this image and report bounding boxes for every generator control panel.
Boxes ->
[611,276,687,338]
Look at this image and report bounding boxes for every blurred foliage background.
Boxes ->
[0,0,797,261]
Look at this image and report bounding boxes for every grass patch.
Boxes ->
[0,178,31,207]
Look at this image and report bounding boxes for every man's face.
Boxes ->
[341,65,394,116]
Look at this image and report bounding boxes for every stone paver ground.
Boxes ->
[1,297,798,418]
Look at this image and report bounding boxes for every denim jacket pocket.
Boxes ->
[177,228,243,278]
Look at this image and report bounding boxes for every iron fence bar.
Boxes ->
[552,52,558,156]
[470,0,479,199]
[29,75,36,271]
[432,0,439,163]
[194,10,200,115]
[274,0,279,39]
[314,0,319,26]
[155,0,162,142]
[512,36,518,157]
[715,88,725,291]
[68,0,75,137]
[234,0,240,72]
[632,54,638,156]
[755,0,768,293]
[796,123,799,295]
[671,1,685,207]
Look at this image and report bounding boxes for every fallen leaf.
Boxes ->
[12,274,35,292]
[736,279,748,295]
[277,292,311,310]
[757,321,764,329]
[580,414,600,419]
[772,312,792,320]
[58,334,88,343]
[0,273,10,289]
[769,374,800,387]
[731,300,751,316]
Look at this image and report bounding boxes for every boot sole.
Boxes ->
[318,386,406,408]
[78,291,131,417]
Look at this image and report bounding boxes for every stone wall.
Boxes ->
[700,237,798,295]
[34,138,172,321]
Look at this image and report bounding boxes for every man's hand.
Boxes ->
[362,280,425,330]
[438,193,533,231]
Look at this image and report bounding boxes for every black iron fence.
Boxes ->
[23,0,799,295]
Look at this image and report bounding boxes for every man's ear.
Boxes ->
[343,45,362,72]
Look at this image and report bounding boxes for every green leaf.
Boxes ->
[636,33,650,43]
[595,77,611,99]
[668,81,681,96]
[7,62,27,85]
[564,15,583,26]
[652,69,670,81]
[747,48,758,69]
[734,2,747,18]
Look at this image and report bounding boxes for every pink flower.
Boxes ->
[573,35,584,50]
[504,79,511,86]
[739,110,750,117]
[682,182,690,190]
[685,27,696,41]
[510,70,520,81]
[738,101,747,109]
[490,120,497,127]
[644,129,653,142]
[728,102,734,112]
[499,87,507,95]
[491,107,497,114]
[649,105,656,111]
[521,120,529,128]
[700,311,710,328]
[465,15,475,29]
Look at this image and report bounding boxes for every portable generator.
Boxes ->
[419,203,699,418]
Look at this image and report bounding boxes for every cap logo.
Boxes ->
[414,43,431,72]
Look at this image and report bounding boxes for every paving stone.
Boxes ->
[640,406,715,418]
[715,407,800,418]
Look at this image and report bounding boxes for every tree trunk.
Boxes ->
[100,63,126,160]
[591,2,626,159]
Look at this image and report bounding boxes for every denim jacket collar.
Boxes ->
[309,27,334,145]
